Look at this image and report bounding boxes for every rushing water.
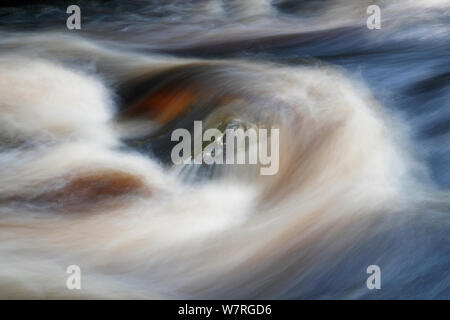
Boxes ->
[0,0,448,299]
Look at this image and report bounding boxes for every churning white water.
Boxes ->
[0,0,448,299]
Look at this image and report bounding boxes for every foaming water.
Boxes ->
[0,0,448,299]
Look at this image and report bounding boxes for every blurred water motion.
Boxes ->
[0,0,448,299]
